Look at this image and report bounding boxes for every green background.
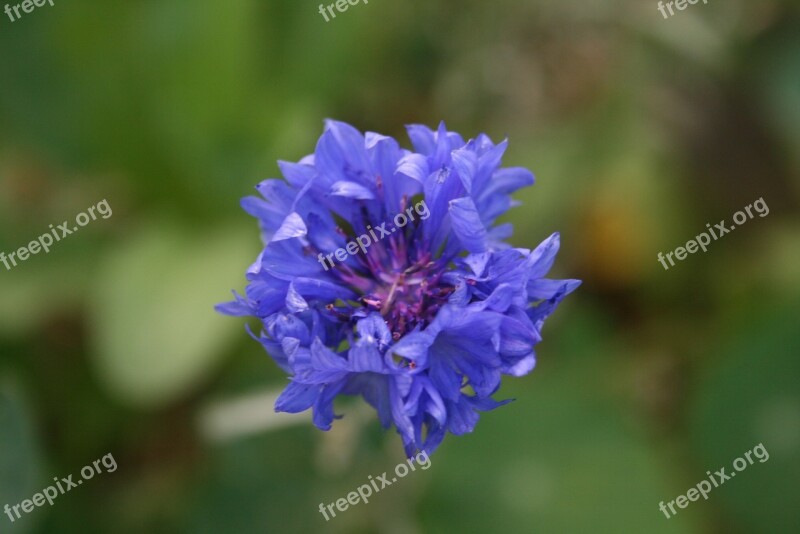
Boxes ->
[1,0,799,532]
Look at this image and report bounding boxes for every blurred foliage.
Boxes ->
[89,221,252,407]
[0,384,42,534]
[0,0,799,533]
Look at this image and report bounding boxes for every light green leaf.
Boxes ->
[89,220,255,408]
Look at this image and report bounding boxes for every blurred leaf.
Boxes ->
[0,256,94,336]
[89,220,255,408]
[183,428,317,534]
[754,27,800,176]
[690,298,800,532]
[0,382,42,533]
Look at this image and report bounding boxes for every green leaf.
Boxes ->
[0,382,42,533]
[89,220,255,408]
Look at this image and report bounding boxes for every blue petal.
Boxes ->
[367,133,421,214]
[270,313,311,344]
[476,192,512,224]
[527,283,577,331]
[423,166,463,249]
[396,153,429,183]
[345,373,393,429]
[451,147,478,194]
[389,377,416,446]
[278,160,316,189]
[447,280,471,306]
[305,212,347,256]
[527,278,582,300]
[422,380,447,426]
[214,291,253,316]
[445,396,480,435]
[292,277,358,302]
[481,167,535,199]
[329,181,376,200]
[432,121,452,169]
[259,240,327,280]
[272,212,308,242]
[473,138,508,194]
[420,421,446,455]
[387,332,433,370]
[452,355,501,398]
[405,124,437,155]
[503,353,536,376]
[426,306,504,396]
[448,197,488,253]
[472,283,515,313]
[324,120,371,170]
[499,312,540,358]
[464,252,492,277]
[287,345,312,376]
[355,313,392,348]
[285,283,309,313]
[245,276,290,317]
[528,232,561,278]
[310,338,349,373]
[275,381,320,413]
[349,341,386,373]
[314,121,371,183]
[312,382,345,430]
[428,356,462,402]
[487,223,514,244]
[247,324,291,373]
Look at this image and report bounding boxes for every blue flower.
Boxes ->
[218,120,579,456]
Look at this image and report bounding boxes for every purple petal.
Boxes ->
[272,212,307,242]
[275,381,320,413]
[448,197,488,253]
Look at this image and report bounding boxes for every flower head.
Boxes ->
[217,120,579,456]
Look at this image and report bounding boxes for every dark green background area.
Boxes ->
[1,1,799,532]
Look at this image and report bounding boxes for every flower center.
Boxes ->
[323,232,454,338]
[362,266,454,339]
